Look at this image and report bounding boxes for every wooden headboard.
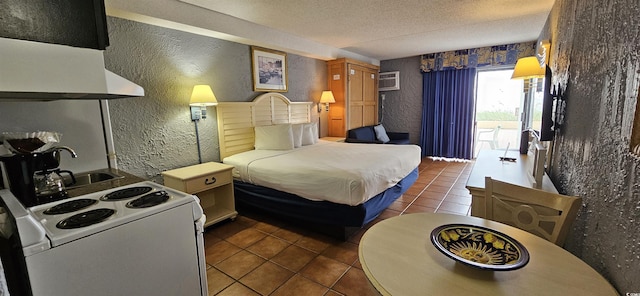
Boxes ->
[216,92,313,159]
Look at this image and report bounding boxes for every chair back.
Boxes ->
[484,177,581,246]
[492,125,501,142]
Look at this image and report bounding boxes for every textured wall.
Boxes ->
[379,56,423,144]
[103,17,326,182]
[542,0,640,293]
[380,1,640,292]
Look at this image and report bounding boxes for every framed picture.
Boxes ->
[251,46,288,92]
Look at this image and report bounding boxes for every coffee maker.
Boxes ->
[0,146,77,207]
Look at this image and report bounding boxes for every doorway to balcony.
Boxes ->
[473,68,543,158]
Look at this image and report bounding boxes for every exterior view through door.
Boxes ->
[474,69,544,158]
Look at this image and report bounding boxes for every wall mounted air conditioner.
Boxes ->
[379,71,400,91]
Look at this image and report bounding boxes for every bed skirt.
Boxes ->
[233,167,419,239]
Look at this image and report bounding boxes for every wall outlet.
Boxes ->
[190,106,201,121]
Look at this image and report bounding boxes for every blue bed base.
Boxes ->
[232,167,419,239]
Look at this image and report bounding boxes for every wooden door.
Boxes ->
[362,67,378,126]
[348,64,365,129]
[326,58,379,137]
[348,64,378,129]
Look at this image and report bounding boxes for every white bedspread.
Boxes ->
[223,140,421,206]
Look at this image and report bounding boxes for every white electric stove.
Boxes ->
[0,181,208,296]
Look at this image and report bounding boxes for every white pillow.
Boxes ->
[301,122,318,146]
[254,124,294,150]
[374,124,390,143]
[292,123,304,148]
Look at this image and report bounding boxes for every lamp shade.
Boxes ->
[319,91,335,104]
[511,57,545,80]
[189,85,218,106]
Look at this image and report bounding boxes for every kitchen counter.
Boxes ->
[66,168,145,197]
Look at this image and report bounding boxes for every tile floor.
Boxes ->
[204,157,474,295]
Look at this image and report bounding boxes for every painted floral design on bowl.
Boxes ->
[430,224,529,271]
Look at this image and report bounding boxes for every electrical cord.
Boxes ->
[379,94,386,124]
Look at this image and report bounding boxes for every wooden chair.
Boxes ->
[484,177,582,246]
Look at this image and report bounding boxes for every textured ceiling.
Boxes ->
[179,0,554,60]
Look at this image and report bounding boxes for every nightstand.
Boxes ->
[162,162,237,227]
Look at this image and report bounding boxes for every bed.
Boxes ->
[216,93,421,239]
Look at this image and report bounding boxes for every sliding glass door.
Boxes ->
[473,69,543,157]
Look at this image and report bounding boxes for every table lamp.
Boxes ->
[189,84,218,163]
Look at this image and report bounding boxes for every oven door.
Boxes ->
[25,202,204,296]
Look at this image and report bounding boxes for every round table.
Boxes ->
[358,213,618,296]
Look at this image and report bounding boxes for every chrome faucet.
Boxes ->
[56,146,78,158]
[45,146,78,158]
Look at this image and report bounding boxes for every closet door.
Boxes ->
[348,64,365,129]
[348,64,378,129]
[326,58,379,137]
[362,67,378,126]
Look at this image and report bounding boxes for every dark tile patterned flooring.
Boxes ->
[204,157,473,295]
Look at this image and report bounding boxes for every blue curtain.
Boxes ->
[420,68,476,159]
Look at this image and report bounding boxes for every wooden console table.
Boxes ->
[466,149,558,217]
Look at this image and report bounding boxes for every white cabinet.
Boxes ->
[162,162,237,227]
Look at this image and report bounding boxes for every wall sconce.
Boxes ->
[189,84,218,163]
[511,57,545,80]
[318,90,335,112]
[536,40,550,67]
[190,84,218,120]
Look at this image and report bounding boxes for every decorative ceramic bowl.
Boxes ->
[430,224,529,271]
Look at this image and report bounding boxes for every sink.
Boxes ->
[65,170,124,189]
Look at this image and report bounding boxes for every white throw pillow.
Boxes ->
[292,123,304,148]
[374,124,390,143]
[301,122,318,146]
[254,124,294,150]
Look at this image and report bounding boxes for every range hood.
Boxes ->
[0,37,144,100]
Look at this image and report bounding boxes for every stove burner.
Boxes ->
[43,199,98,215]
[100,186,153,201]
[126,191,170,208]
[56,208,116,229]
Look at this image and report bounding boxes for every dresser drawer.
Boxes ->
[183,169,232,193]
